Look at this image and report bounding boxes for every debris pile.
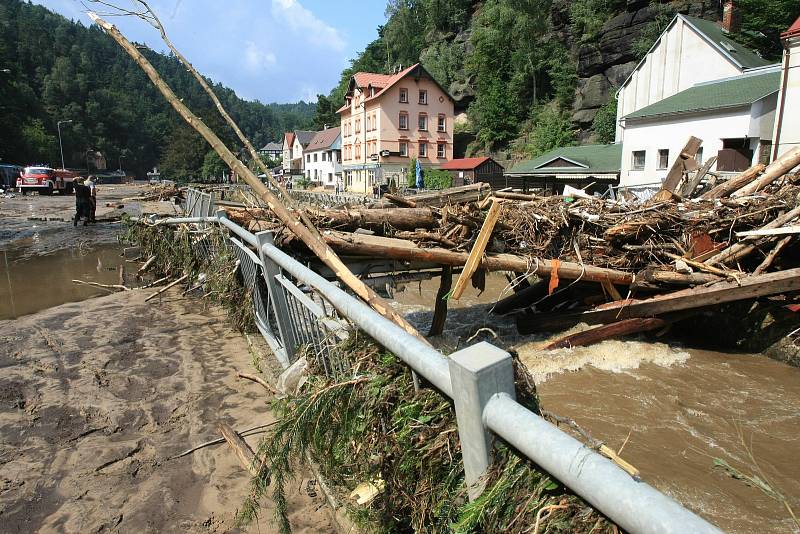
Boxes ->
[218,146,800,348]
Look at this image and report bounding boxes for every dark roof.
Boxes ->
[259,142,282,152]
[440,157,502,171]
[625,68,780,120]
[294,130,316,147]
[509,144,622,175]
[683,16,772,70]
[306,127,341,151]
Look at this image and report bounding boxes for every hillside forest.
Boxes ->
[0,0,314,180]
[314,0,798,160]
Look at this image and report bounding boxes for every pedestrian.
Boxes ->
[73,178,90,226]
[85,175,97,223]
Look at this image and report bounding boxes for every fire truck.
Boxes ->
[16,166,78,195]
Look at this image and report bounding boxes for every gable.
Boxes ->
[538,157,588,169]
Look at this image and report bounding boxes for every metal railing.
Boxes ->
[157,189,722,533]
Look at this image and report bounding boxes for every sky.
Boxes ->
[35,0,388,103]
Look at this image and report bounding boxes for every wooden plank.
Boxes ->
[451,200,503,300]
[217,422,257,475]
[544,318,667,349]
[652,136,703,201]
[517,267,800,334]
[680,156,717,197]
[735,225,800,238]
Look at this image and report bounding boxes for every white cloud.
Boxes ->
[243,41,277,72]
[270,0,346,52]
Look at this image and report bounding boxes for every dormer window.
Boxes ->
[399,88,408,103]
[419,90,427,105]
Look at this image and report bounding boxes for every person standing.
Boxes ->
[73,178,90,226]
[85,175,97,223]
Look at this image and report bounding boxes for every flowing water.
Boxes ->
[390,273,800,533]
[0,244,127,320]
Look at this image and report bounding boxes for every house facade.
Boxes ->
[281,130,315,176]
[303,126,342,189]
[773,17,800,159]
[258,142,282,160]
[282,132,297,174]
[338,63,454,194]
[506,144,621,194]
[439,157,504,188]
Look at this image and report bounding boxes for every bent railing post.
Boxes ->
[449,342,516,500]
[255,231,297,366]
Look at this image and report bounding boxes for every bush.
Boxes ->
[424,168,453,190]
[524,106,576,158]
[406,158,418,188]
[592,98,617,144]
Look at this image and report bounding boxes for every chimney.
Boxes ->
[722,1,740,33]
[324,124,329,130]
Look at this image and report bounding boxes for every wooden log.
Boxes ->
[642,269,722,286]
[544,318,667,349]
[237,372,278,394]
[384,193,416,207]
[323,233,635,285]
[88,11,428,345]
[72,279,131,292]
[651,136,703,201]
[217,422,257,475]
[517,267,800,333]
[428,266,452,336]
[731,146,800,197]
[372,183,491,208]
[705,205,800,266]
[311,207,438,230]
[394,230,457,248]
[452,200,503,300]
[699,162,764,199]
[754,236,793,275]
[680,156,717,197]
[657,251,738,279]
[493,191,539,201]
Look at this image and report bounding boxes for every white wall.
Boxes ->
[616,17,743,142]
[620,109,752,186]
[773,35,800,158]
[304,148,342,186]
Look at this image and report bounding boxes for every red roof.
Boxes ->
[783,16,800,39]
[439,157,492,171]
[284,132,295,146]
[353,72,394,89]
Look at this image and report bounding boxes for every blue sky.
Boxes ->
[36,0,387,103]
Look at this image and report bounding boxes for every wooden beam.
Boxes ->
[544,318,667,349]
[451,199,503,300]
[680,156,717,197]
[754,236,793,275]
[731,146,800,197]
[652,136,703,201]
[705,205,800,266]
[517,267,800,333]
[699,162,763,199]
[735,225,800,238]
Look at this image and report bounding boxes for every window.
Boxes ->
[419,90,427,105]
[399,112,408,130]
[657,149,669,170]
[328,173,333,183]
[696,147,704,165]
[399,88,408,103]
[314,153,318,163]
[399,141,408,157]
[306,154,310,163]
[437,115,446,132]
[437,143,446,158]
[419,142,427,158]
[355,119,361,134]
[632,150,646,171]
[418,114,427,131]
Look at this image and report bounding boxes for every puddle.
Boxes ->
[0,244,128,320]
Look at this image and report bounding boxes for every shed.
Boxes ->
[439,157,504,188]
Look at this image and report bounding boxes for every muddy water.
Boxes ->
[0,244,127,320]
[390,273,800,533]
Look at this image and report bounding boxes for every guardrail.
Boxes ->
[152,190,723,533]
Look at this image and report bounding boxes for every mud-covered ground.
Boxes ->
[0,186,335,533]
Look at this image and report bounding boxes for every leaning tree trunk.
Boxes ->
[88,12,426,341]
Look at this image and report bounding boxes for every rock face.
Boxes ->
[571,0,720,133]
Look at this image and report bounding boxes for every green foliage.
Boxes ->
[201,150,227,181]
[523,106,576,158]
[423,168,453,189]
[631,2,676,58]
[0,0,313,176]
[407,157,418,187]
[420,39,463,90]
[313,94,338,130]
[569,0,626,42]
[469,74,521,150]
[732,0,799,61]
[591,98,617,144]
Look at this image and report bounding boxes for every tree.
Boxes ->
[469,74,520,150]
[734,0,798,61]
[592,98,617,144]
[20,119,58,164]
[525,106,576,157]
[201,149,227,182]
[313,94,338,130]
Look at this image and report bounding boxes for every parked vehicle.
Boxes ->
[0,163,22,190]
[16,166,78,195]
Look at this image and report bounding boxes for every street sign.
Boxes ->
[380,150,391,157]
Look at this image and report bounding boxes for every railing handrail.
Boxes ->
[155,191,723,533]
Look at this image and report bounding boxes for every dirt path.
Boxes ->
[0,289,335,533]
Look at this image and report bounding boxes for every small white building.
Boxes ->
[620,67,780,187]
[281,130,315,176]
[303,127,342,189]
[772,17,800,159]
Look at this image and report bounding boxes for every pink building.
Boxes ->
[338,63,455,194]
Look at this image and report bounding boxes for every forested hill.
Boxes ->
[315,0,796,161]
[0,0,314,179]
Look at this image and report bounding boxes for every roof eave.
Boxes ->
[625,97,775,121]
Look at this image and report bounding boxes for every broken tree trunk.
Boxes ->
[517,267,800,333]
[544,318,667,349]
[89,12,425,341]
[731,146,800,197]
[428,266,452,336]
[311,207,438,230]
[451,199,502,300]
[651,136,703,201]
[322,232,635,284]
[700,162,764,199]
[640,269,722,286]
